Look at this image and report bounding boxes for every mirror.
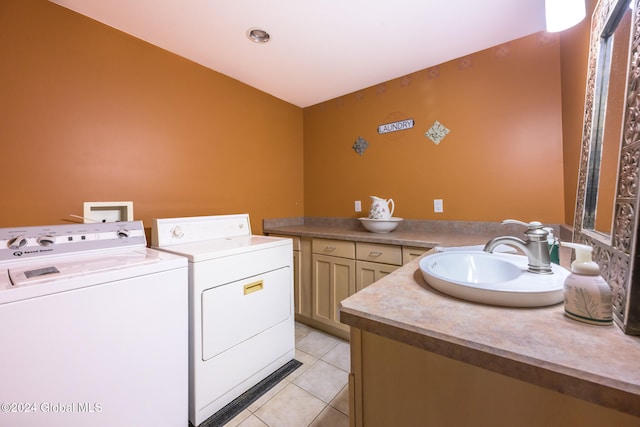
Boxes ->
[575,0,640,335]
[583,0,631,235]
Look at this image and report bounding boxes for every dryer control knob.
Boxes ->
[8,235,28,249]
[171,226,184,238]
[117,229,130,239]
[37,234,56,246]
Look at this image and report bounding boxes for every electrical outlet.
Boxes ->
[434,199,443,213]
[355,200,362,212]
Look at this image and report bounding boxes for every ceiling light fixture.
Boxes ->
[545,0,586,32]
[247,28,270,43]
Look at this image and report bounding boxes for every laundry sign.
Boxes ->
[377,118,414,134]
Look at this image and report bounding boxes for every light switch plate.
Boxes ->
[434,199,444,213]
[83,201,134,223]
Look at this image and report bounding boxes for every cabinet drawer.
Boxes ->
[356,242,402,265]
[270,234,300,251]
[312,238,355,258]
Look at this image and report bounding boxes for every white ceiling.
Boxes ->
[49,0,547,107]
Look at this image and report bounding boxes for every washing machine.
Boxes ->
[151,214,294,426]
[0,221,188,427]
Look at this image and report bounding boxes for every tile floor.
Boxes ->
[222,322,350,427]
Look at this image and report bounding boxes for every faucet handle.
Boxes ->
[502,219,543,229]
[503,219,548,241]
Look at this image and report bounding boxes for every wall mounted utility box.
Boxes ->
[83,201,134,223]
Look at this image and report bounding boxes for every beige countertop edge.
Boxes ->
[263,225,492,248]
[339,307,640,418]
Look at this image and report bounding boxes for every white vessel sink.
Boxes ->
[418,251,569,307]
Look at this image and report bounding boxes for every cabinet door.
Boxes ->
[356,260,399,292]
[269,235,312,317]
[312,253,355,332]
[402,246,430,265]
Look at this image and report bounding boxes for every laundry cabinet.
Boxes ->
[355,242,402,292]
[312,238,356,336]
[268,233,430,340]
[402,246,429,264]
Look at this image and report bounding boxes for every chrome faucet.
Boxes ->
[483,219,553,274]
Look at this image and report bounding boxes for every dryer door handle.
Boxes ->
[243,280,264,295]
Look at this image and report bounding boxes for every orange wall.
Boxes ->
[303,34,565,224]
[1,0,594,232]
[0,0,304,234]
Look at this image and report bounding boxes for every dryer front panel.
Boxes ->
[201,266,291,360]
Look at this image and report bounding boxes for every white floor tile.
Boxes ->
[330,385,349,416]
[293,359,348,403]
[309,405,349,427]
[236,414,269,427]
[254,383,326,427]
[321,341,350,372]
[295,322,314,341]
[285,349,317,381]
[296,330,342,359]
[247,378,289,412]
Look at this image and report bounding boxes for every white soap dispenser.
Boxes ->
[560,242,612,326]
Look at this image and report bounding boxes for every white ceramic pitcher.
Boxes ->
[368,196,395,219]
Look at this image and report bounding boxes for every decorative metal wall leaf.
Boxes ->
[353,136,369,156]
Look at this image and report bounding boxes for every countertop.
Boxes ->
[263,216,533,248]
[264,217,640,418]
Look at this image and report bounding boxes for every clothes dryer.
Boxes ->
[152,214,294,426]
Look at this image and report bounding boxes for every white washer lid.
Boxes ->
[8,250,160,286]
[0,248,187,305]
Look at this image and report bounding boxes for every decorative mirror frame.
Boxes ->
[574,0,640,335]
